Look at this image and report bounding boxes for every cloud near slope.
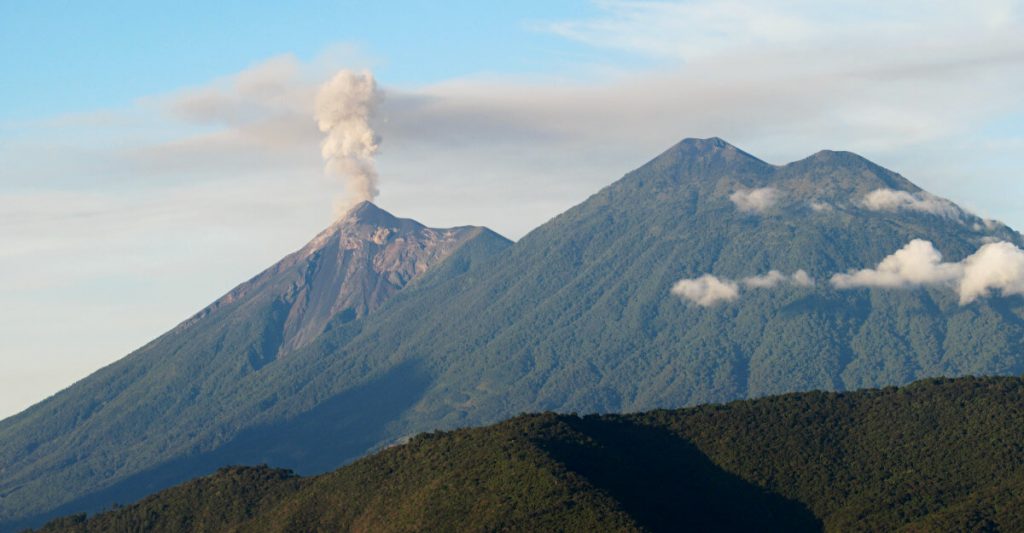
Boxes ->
[831,239,1024,304]
[673,270,814,306]
[743,270,814,288]
[730,187,780,213]
[830,239,963,289]
[673,238,1024,308]
[862,188,964,219]
[671,275,740,307]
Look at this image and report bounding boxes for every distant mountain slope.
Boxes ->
[0,205,511,529]
[5,138,1024,529]
[37,377,1024,532]
[181,200,491,356]
[280,137,1023,436]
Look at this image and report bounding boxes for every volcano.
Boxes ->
[3,138,1024,529]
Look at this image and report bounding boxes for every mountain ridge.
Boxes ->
[3,138,1024,530]
[172,200,501,355]
[35,376,1024,533]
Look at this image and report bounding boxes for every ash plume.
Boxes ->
[314,70,382,215]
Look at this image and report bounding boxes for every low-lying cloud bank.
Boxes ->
[673,270,814,306]
[674,239,1024,307]
[862,188,963,220]
[831,239,1024,304]
[730,187,780,213]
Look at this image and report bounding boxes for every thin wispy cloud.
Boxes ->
[541,1,1022,61]
[861,188,964,220]
[674,269,815,306]
[743,270,815,289]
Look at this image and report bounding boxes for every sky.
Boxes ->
[1,0,1023,419]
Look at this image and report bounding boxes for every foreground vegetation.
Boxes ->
[37,376,1024,532]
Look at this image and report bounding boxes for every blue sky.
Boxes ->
[1,0,1023,418]
[0,1,613,119]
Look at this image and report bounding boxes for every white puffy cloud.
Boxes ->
[809,201,833,212]
[671,274,740,306]
[831,239,1024,304]
[830,239,963,289]
[681,240,1024,308]
[862,188,964,219]
[730,187,780,213]
[959,241,1024,303]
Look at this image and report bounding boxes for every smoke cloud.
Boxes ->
[830,239,1024,304]
[314,70,382,215]
[671,274,739,306]
[730,187,780,213]
[862,188,963,220]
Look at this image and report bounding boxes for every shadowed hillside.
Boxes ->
[37,377,1024,532]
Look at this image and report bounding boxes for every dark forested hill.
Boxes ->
[4,138,1024,530]
[36,377,1024,532]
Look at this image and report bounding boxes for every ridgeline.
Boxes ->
[37,376,1024,532]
